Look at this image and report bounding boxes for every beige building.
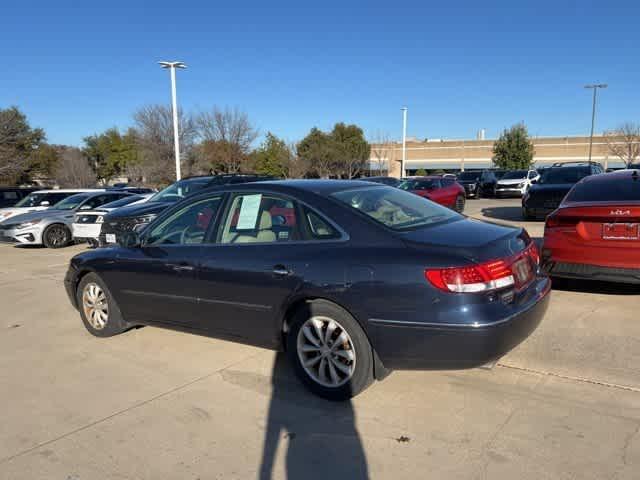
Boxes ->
[370,135,625,177]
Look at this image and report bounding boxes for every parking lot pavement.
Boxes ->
[0,200,639,480]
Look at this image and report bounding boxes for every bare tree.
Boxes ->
[132,104,197,184]
[54,147,96,187]
[605,123,640,167]
[283,141,310,178]
[196,107,258,173]
[370,132,393,175]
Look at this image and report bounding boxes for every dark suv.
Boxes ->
[522,162,604,220]
[456,170,498,198]
[0,187,39,208]
[99,174,272,245]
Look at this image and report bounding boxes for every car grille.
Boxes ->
[496,184,518,190]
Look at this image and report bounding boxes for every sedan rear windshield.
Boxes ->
[539,167,590,184]
[150,177,213,203]
[565,177,640,202]
[331,186,458,231]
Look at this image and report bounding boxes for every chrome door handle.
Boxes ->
[272,266,291,277]
[172,264,194,272]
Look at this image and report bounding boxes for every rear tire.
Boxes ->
[77,273,127,337]
[42,224,71,248]
[454,195,466,213]
[286,300,374,401]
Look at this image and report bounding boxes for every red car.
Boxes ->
[399,176,466,212]
[542,169,640,284]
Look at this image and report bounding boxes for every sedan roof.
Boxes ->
[228,179,381,195]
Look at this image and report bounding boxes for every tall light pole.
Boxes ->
[159,61,187,180]
[584,83,607,163]
[401,107,408,177]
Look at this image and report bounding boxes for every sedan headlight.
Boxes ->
[518,182,525,188]
[96,216,104,224]
[16,219,41,229]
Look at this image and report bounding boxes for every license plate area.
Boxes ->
[602,223,639,240]
[105,233,117,244]
[513,257,533,286]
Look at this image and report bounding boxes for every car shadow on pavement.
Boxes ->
[258,352,369,480]
[481,206,536,223]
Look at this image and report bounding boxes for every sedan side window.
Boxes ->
[302,207,341,240]
[146,197,222,246]
[220,193,300,244]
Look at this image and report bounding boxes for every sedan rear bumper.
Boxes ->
[544,261,640,285]
[368,277,551,370]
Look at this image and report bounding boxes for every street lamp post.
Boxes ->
[584,83,607,163]
[401,107,408,177]
[159,61,187,180]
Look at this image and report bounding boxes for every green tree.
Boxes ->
[297,123,371,178]
[415,168,427,176]
[0,106,46,184]
[250,133,292,178]
[492,124,535,170]
[331,123,371,178]
[83,127,139,181]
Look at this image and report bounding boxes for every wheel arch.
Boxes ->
[279,295,391,381]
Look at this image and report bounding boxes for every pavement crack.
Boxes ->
[496,363,640,393]
[0,351,262,465]
[622,421,640,465]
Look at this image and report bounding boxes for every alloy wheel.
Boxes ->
[82,283,108,330]
[47,226,68,247]
[296,316,356,388]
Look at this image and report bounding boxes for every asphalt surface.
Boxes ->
[0,197,638,480]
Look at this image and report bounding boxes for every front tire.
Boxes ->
[42,224,71,248]
[77,273,126,337]
[287,300,374,400]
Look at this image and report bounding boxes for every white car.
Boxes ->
[494,169,540,198]
[0,189,102,224]
[72,194,152,247]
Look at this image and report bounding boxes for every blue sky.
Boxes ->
[2,1,639,146]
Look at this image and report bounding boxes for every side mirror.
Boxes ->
[40,201,50,206]
[118,231,141,248]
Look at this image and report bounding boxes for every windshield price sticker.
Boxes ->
[236,194,263,230]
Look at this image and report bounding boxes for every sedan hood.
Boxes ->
[105,201,172,219]
[498,178,525,186]
[398,217,528,264]
[7,209,70,224]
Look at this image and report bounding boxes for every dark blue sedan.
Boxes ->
[64,180,550,400]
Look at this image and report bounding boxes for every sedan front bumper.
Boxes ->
[0,225,43,245]
[368,276,551,370]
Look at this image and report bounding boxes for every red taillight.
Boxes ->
[546,214,579,228]
[425,243,538,293]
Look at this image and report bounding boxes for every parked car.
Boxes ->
[363,176,401,187]
[0,187,39,209]
[99,174,273,246]
[0,191,133,248]
[106,186,157,194]
[542,169,640,284]
[522,163,604,220]
[495,169,540,198]
[0,189,97,224]
[65,180,550,400]
[72,194,152,247]
[398,176,466,212]
[492,169,508,180]
[456,170,498,198]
